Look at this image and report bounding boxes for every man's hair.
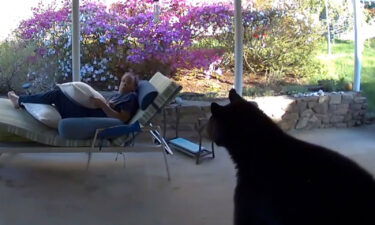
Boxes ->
[123,72,139,87]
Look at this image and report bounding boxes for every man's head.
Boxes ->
[119,72,138,94]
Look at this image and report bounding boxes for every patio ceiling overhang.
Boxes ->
[71,0,363,93]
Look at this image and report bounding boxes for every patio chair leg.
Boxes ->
[212,142,215,158]
[122,153,126,168]
[160,144,171,181]
[150,130,173,155]
[150,127,172,180]
[196,154,200,165]
[86,152,92,170]
[115,152,126,168]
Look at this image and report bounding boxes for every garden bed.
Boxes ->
[173,71,305,99]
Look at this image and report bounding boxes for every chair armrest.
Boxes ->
[95,121,162,140]
[97,121,141,139]
[140,124,161,132]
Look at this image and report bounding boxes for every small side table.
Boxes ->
[163,104,215,164]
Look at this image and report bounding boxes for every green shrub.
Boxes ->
[318,79,336,92]
[336,77,353,91]
[317,77,352,92]
[281,85,309,95]
[0,40,63,94]
[367,38,375,49]
[243,86,275,97]
[219,8,324,80]
[365,8,375,23]
[192,37,226,49]
[0,41,35,94]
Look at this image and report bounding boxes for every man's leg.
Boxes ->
[9,88,108,119]
[8,89,62,108]
[10,89,84,118]
[7,91,21,108]
[17,89,62,106]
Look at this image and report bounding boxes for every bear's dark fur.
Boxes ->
[207,89,375,225]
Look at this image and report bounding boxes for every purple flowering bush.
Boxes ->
[14,0,229,91]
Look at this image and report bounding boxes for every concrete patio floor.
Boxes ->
[1,124,375,225]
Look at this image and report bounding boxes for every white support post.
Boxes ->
[153,0,160,23]
[234,0,244,96]
[325,0,332,55]
[72,0,81,82]
[353,0,363,92]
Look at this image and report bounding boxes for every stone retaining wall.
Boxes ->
[151,92,368,134]
[269,92,367,130]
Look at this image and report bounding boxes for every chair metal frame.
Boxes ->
[0,124,173,180]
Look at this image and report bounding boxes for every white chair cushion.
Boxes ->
[57,82,105,109]
[22,103,62,129]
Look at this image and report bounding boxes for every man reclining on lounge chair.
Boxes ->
[7,72,139,123]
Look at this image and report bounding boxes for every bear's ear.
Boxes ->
[211,102,224,116]
[229,89,245,104]
[249,101,258,108]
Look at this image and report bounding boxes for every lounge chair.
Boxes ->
[0,72,182,180]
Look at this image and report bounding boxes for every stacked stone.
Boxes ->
[278,92,367,130]
[151,104,211,137]
[151,92,368,134]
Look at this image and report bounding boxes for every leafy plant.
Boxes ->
[243,86,275,97]
[281,85,309,95]
[0,41,36,94]
[218,6,324,81]
[318,79,336,92]
[336,77,353,91]
[368,38,375,49]
[317,77,352,92]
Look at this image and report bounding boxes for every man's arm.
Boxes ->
[90,97,132,122]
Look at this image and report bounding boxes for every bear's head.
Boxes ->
[207,89,278,149]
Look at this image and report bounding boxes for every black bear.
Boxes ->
[207,89,375,225]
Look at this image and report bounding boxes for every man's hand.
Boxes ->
[90,96,107,109]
